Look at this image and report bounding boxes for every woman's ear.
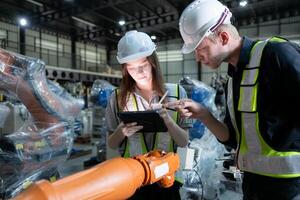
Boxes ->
[219,31,229,46]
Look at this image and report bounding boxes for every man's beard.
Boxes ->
[212,51,230,68]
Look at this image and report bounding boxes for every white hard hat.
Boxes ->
[179,0,232,54]
[116,30,156,64]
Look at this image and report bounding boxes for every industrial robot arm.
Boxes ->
[0,48,82,198]
[13,150,179,200]
[0,48,83,123]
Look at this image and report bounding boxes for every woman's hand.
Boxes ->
[115,122,143,137]
[158,108,174,125]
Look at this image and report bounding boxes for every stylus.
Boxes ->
[158,90,169,104]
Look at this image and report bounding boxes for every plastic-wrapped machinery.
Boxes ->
[180,77,218,140]
[89,79,115,161]
[179,77,229,200]
[0,48,83,199]
[0,48,84,122]
[90,79,115,108]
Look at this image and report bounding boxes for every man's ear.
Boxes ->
[219,31,229,46]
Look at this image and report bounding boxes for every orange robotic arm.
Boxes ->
[13,150,179,200]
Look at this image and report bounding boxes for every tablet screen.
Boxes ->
[118,111,168,133]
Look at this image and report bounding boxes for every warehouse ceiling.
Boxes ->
[0,0,299,49]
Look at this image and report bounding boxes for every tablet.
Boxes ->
[118,111,168,133]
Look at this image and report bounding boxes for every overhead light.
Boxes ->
[25,0,43,7]
[19,18,28,26]
[239,0,248,7]
[72,16,96,27]
[118,20,125,26]
[151,35,156,40]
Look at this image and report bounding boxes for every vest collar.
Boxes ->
[228,36,255,78]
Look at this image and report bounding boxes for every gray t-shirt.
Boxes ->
[105,84,192,156]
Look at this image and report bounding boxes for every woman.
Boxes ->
[105,30,191,200]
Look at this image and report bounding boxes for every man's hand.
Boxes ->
[164,98,209,120]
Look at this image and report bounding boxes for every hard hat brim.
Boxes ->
[181,41,199,54]
[117,48,155,64]
[181,29,208,54]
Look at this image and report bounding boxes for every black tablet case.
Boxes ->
[118,111,168,133]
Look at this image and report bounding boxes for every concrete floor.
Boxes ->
[58,139,98,178]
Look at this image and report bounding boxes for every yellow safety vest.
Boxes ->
[227,37,300,178]
[116,83,180,158]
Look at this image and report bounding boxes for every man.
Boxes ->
[166,0,300,199]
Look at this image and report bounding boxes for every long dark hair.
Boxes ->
[119,52,166,110]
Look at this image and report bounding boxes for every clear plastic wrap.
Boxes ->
[0,48,82,199]
[181,131,228,200]
[90,79,115,108]
[47,80,85,118]
[180,77,218,140]
[179,77,232,199]
[0,121,72,199]
[89,80,116,163]
[210,73,227,121]
[0,48,83,122]
[0,104,10,128]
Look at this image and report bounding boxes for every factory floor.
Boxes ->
[58,137,99,178]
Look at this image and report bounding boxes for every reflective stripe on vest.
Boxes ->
[117,83,180,157]
[154,83,180,152]
[228,37,300,177]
